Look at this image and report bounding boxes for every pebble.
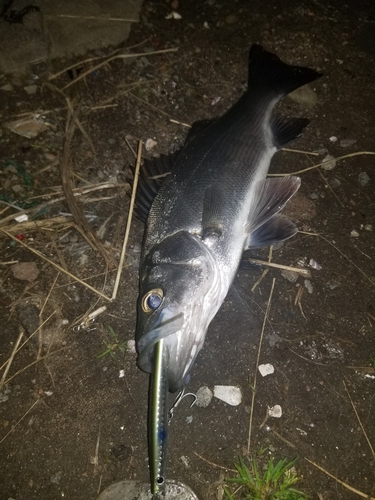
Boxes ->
[267,405,282,418]
[11,262,40,282]
[340,138,357,148]
[195,386,213,408]
[145,138,157,151]
[1,83,14,91]
[304,279,313,294]
[365,224,373,232]
[24,84,38,95]
[329,136,338,142]
[321,154,336,170]
[309,192,319,200]
[288,85,318,106]
[225,14,238,24]
[358,172,370,187]
[258,363,274,377]
[329,178,341,188]
[281,269,299,283]
[350,230,359,238]
[213,385,242,406]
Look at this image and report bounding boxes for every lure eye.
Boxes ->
[141,288,163,313]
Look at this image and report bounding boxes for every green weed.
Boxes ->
[97,326,127,360]
[224,455,308,500]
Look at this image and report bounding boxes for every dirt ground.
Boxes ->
[1,0,375,499]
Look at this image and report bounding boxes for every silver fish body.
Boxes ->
[136,45,322,394]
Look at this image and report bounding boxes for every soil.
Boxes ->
[1,1,375,499]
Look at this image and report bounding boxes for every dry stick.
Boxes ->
[0,311,56,372]
[0,399,39,445]
[3,347,66,386]
[281,147,319,156]
[51,14,138,22]
[112,141,143,300]
[128,91,174,119]
[0,329,24,390]
[247,278,276,454]
[65,98,96,154]
[247,258,311,278]
[48,39,149,80]
[305,458,375,500]
[62,47,178,90]
[0,229,112,300]
[343,380,375,459]
[268,151,375,177]
[193,452,236,473]
[318,169,344,208]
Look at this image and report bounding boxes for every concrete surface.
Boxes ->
[0,0,143,74]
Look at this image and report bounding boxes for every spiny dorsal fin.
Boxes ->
[132,152,178,222]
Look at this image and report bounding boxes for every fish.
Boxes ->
[134,44,322,494]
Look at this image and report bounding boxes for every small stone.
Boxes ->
[145,138,157,151]
[329,136,338,142]
[186,415,193,424]
[329,178,341,188]
[225,14,238,24]
[195,386,213,408]
[281,269,299,283]
[339,138,357,148]
[268,405,282,418]
[327,281,340,290]
[358,172,370,188]
[50,471,63,484]
[309,192,319,200]
[12,262,39,282]
[24,85,38,95]
[11,184,25,194]
[321,154,336,170]
[213,385,242,406]
[350,230,359,238]
[304,279,313,294]
[258,363,274,377]
[1,83,14,91]
[289,85,318,106]
[364,224,373,232]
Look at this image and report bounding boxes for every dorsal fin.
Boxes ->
[132,152,178,222]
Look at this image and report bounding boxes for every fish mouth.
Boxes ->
[137,308,184,374]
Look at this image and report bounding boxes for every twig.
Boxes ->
[268,151,375,177]
[0,329,24,390]
[48,39,149,80]
[318,169,344,208]
[305,457,375,500]
[62,47,178,90]
[343,380,375,459]
[65,97,96,154]
[193,452,236,473]
[169,118,192,128]
[248,258,311,278]
[251,268,269,293]
[112,141,143,300]
[49,14,138,22]
[247,278,276,453]
[0,229,112,301]
[3,347,66,386]
[128,91,173,119]
[0,399,39,445]
[281,148,319,156]
[271,430,297,449]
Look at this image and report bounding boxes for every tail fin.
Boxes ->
[248,44,323,96]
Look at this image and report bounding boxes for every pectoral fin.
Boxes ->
[245,214,297,249]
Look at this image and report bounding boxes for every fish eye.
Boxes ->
[141,288,163,313]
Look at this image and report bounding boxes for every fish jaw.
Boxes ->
[136,231,224,392]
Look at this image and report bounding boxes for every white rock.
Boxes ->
[165,11,182,19]
[321,154,336,170]
[350,230,359,238]
[268,405,282,418]
[213,385,242,406]
[195,386,213,408]
[258,363,274,377]
[145,138,157,151]
[304,279,313,294]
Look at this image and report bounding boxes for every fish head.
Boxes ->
[136,231,220,392]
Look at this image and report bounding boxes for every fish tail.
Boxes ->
[248,44,323,97]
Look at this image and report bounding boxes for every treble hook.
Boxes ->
[168,387,197,422]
